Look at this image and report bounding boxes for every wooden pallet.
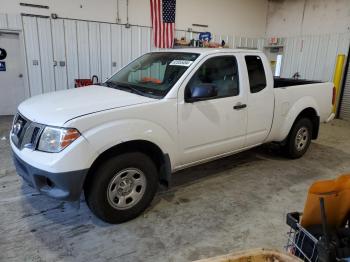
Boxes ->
[193,248,301,262]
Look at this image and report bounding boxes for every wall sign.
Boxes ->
[0,48,7,60]
[0,61,6,71]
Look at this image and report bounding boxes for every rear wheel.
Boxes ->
[85,152,158,224]
[283,118,313,159]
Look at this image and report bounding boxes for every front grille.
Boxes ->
[16,115,27,137]
[30,127,40,144]
[11,113,44,150]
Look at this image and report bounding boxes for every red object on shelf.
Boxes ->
[74,75,99,88]
[74,79,93,88]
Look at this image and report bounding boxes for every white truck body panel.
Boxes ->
[267,83,333,142]
[10,48,334,201]
[18,86,156,126]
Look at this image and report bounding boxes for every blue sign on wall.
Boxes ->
[0,61,5,71]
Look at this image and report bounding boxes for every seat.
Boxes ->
[214,63,239,97]
[301,174,350,228]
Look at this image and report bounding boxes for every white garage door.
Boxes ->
[339,60,350,121]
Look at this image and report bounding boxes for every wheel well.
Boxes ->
[295,107,320,139]
[84,140,171,190]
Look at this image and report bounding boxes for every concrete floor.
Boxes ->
[1,116,350,262]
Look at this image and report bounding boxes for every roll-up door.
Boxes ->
[340,57,350,120]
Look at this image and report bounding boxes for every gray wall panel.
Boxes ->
[131,26,142,60]
[323,34,339,81]
[22,16,43,96]
[37,18,55,93]
[100,23,112,82]
[141,27,151,55]
[51,19,68,90]
[122,26,132,66]
[281,33,350,81]
[16,14,350,104]
[313,35,329,81]
[88,22,101,81]
[0,14,7,29]
[111,24,122,72]
[77,21,90,78]
[64,20,79,89]
[7,14,22,30]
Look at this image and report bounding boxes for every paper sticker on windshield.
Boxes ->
[169,60,193,67]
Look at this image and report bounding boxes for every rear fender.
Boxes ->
[277,96,320,142]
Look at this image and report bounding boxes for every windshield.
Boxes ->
[105,52,200,98]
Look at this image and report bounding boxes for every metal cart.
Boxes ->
[286,212,320,262]
[286,198,350,262]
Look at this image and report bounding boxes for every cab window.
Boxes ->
[245,56,266,93]
[186,56,239,99]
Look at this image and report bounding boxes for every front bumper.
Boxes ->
[12,151,88,201]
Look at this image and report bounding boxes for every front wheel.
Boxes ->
[84,152,159,224]
[283,118,313,159]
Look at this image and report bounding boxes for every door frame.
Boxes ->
[0,29,30,107]
[175,52,248,169]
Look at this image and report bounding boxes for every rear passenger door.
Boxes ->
[244,55,274,146]
[177,54,248,165]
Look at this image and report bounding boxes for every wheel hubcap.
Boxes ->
[295,127,309,151]
[107,168,147,210]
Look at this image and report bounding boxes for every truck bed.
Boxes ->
[274,77,321,88]
[268,80,333,142]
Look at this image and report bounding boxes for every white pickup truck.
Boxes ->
[11,48,335,223]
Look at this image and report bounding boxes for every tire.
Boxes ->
[283,118,313,159]
[84,152,159,224]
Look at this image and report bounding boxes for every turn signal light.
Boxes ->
[60,129,81,148]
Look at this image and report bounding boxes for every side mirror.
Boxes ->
[186,84,217,103]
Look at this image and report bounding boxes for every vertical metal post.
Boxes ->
[333,54,345,113]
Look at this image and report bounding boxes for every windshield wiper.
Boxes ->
[116,83,147,96]
[103,81,118,88]
[104,81,147,96]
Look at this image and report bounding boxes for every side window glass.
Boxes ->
[186,56,239,99]
[245,56,266,93]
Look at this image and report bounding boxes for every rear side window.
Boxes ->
[245,56,266,93]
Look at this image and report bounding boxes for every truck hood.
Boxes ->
[18,86,156,126]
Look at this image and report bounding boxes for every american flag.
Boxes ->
[150,0,176,48]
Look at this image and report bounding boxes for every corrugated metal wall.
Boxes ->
[339,61,350,120]
[280,33,350,82]
[0,13,22,30]
[21,16,157,95]
[1,13,349,101]
[17,15,264,97]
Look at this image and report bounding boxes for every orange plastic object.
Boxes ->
[141,77,161,84]
[301,174,350,228]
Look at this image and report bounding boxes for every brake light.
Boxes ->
[332,86,336,106]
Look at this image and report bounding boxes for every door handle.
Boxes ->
[233,103,247,110]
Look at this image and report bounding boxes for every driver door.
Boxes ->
[177,54,248,166]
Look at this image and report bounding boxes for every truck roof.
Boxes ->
[151,48,262,55]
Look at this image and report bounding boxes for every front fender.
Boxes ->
[82,119,177,168]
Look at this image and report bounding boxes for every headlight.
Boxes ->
[38,127,80,153]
